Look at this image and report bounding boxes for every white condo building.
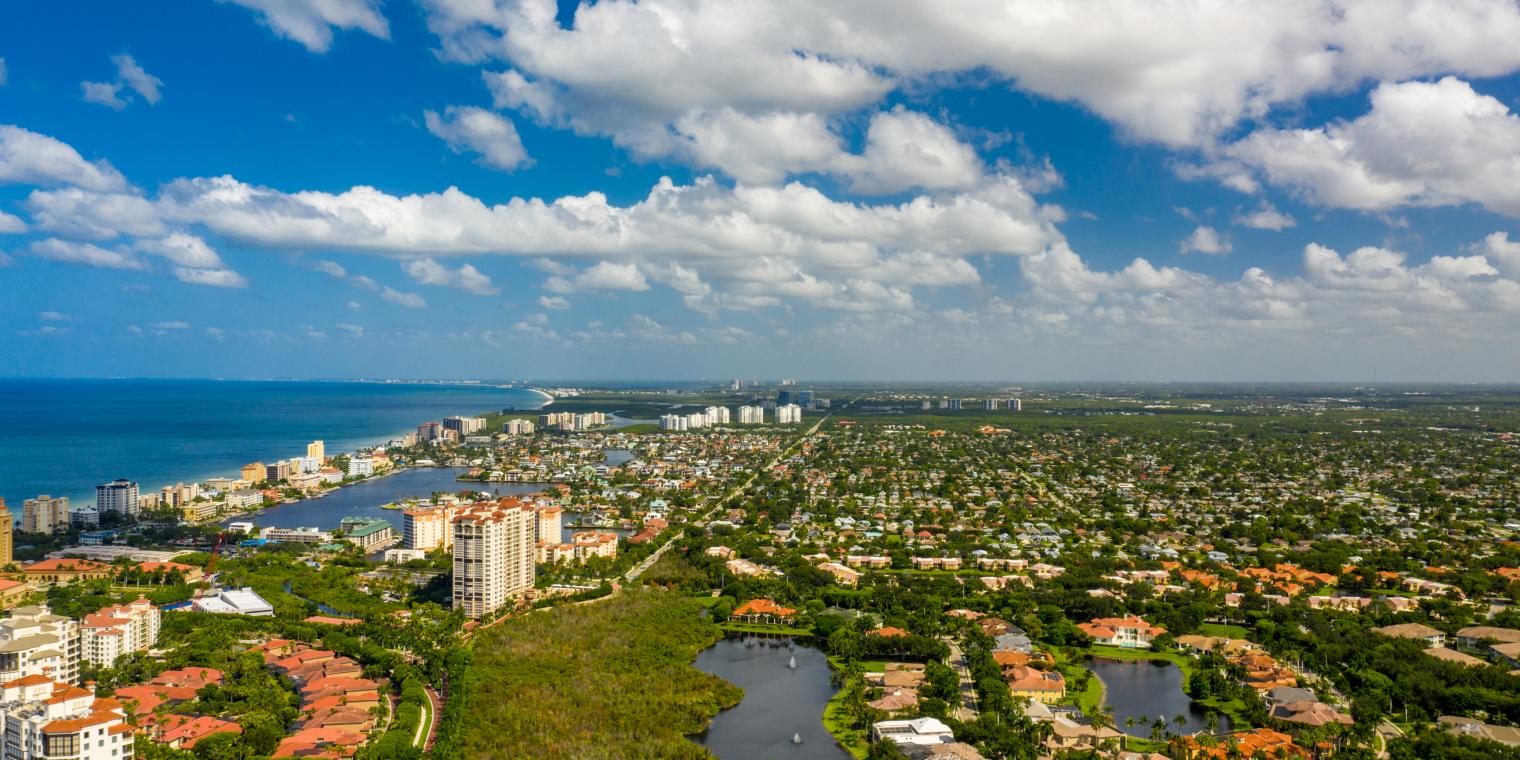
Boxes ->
[738,405,765,424]
[79,598,159,668]
[347,457,375,477]
[452,501,536,618]
[703,406,730,426]
[776,404,803,424]
[0,607,80,686]
[0,677,131,760]
[504,418,535,435]
[94,480,139,518]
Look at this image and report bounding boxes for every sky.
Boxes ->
[3,1,1520,382]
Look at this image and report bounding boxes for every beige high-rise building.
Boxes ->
[452,500,535,619]
[403,506,455,551]
[534,506,563,545]
[0,500,11,566]
[21,496,70,535]
[307,440,325,461]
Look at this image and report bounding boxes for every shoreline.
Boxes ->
[7,389,551,518]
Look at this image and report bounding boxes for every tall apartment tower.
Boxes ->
[307,440,325,461]
[0,500,11,566]
[403,506,455,551]
[22,496,71,535]
[452,500,535,619]
[95,479,140,518]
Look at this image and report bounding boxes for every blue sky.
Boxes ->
[3,1,1520,381]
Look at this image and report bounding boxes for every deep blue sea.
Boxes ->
[0,379,548,515]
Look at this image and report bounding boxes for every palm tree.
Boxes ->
[1175,713,1189,734]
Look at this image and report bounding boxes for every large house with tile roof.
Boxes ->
[1076,614,1165,648]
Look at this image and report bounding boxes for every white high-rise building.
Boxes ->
[776,404,803,424]
[738,405,765,424]
[0,676,130,760]
[94,480,139,518]
[452,500,536,619]
[504,418,535,435]
[658,414,687,431]
[79,598,159,668]
[0,606,80,685]
[1010,398,1023,412]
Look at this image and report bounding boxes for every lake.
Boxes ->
[691,637,851,760]
[1087,656,1233,738]
[222,466,547,531]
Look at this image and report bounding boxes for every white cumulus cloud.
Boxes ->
[221,0,389,53]
[1226,78,1520,217]
[424,106,530,172]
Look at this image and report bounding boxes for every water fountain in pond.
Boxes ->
[788,655,797,669]
[791,733,802,745]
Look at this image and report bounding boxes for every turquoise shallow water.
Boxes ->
[0,379,547,514]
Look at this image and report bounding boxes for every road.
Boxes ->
[624,410,834,582]
[417,683,442,751]
[944,639,980,720]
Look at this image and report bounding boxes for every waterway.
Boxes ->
[1087,657,1233,738]
[691,637,851,760]
[220,467,545,531]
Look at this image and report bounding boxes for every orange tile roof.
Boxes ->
[732,599,797,618]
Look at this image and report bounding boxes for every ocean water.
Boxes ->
[0,379,548,515]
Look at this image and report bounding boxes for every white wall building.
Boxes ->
[79,598,159,668]
[738,405,765,424]
[0,677,131,760]
[347,457,375,478]
[0,606,80,685]
[94,480,139,518]
[776,404,803,424]
[189,588,275,616]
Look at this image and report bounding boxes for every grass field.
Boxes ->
[1198,622,1252,639]
[435,590,741,759]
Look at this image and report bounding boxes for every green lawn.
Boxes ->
[821,658,870,759]
[719,621,815,636]
[1198,622,1251,639]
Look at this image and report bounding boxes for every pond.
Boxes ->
[1087,656,1233,738]
[691,637,852,760]
[603,448,636,466]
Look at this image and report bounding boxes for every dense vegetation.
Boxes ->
[432,590,741,759]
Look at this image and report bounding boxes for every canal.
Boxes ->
[691,637,851,760]
[1087,656,1233,738]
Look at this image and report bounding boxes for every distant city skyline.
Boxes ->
[4,2,1520,381]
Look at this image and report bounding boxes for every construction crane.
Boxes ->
[204,531,229,574]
